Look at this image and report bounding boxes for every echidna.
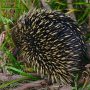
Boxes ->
[11,9,89,85]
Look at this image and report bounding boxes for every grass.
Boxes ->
[0,0,90,90]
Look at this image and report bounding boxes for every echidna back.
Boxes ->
[12,10,89,85]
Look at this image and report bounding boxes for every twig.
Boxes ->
[0,73,41,82]
[67,0,76,21]
[40,0,51,10]
[0,73,22,81]
[12,80,48,90]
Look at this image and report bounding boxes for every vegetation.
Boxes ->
[0,0,90,90]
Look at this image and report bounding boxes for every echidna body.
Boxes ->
[12,10,88,85]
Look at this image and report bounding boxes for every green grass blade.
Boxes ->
[0,77,28,89]
[7,66,39,81]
